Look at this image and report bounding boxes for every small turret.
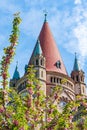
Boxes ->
[73,53,80,71]
[29,38,46,95]
[33,39,42,56]
[10,63,20,87]
[13,65,20,80]
[71,53,86,95]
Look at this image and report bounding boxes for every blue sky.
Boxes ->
[0,0,87,87]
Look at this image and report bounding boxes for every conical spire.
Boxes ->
[33,39,42,56]
[73,53,80,71]
[39,19,67,75]
[29,16,67,75]
[12,62,20,80]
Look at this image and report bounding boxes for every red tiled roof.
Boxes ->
[39,21,67,75]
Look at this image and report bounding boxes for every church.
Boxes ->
[10,14,86,107]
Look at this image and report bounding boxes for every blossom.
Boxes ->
[19,127,24,130]
[54,93,58,99]
[0,106,5,113]
[47,117,52,123]
[13,120,19,126]
[27,87,33,95]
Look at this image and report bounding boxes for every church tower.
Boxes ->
[10,63,20,88]
[10,13,83,101]
[71,53,86,95]
[29,13,75,100]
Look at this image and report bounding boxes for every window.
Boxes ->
[41,71,43,77]
[54,77,56,83]
[50,77,53,82]
[13,83,15,87]
[72,76,74,80]
[76,75,79,82]
[59,101,66,108]
[36,59,39,65]
[56,60,61,68]
[41,59,43,66]
[57,78,59,83]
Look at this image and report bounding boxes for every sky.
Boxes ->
[0,0,87,87]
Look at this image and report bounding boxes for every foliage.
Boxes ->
[0,13,87,130]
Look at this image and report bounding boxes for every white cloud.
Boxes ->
[75,0,82,4]
[59,1,87,68]
[20,0,87,69]
[0,1,21,14]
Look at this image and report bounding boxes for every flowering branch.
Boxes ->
[0,13,21,127]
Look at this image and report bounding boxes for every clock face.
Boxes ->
[59,101,66,108]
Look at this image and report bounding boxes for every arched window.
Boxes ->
[13,83,15,87]
[72,76,74,80]
[76,75,79,82]
[57,78,59,83]
[50,77,53,82]
[36,59,39,65]
[54,77,56,83]
[41,59,43,66]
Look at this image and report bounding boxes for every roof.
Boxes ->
[29,20,67,75]
[33,39,42,56]
[73,53,80,71]
[12,65,20,80]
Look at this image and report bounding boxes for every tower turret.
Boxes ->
[71,53,86,95]
[73,53,80,71]
[10,63,20,87]
[29,39,46,95]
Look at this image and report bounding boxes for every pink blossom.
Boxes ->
[47,117,52,122]
[64,128,68,130]
[27,88,33,95]
[2,72,7,79]
[3,89,8,95]
[0,106,5,113]
[54,93,58,99]
[13,120,19,126]
[69,115,73,119]
[19,127,24,130]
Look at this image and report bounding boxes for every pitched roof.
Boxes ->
[73,53,80,71]
[12,65,20,80]
[33,39,42,56]
[29,20,67,75]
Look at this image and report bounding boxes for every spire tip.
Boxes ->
[43,9,48,22]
